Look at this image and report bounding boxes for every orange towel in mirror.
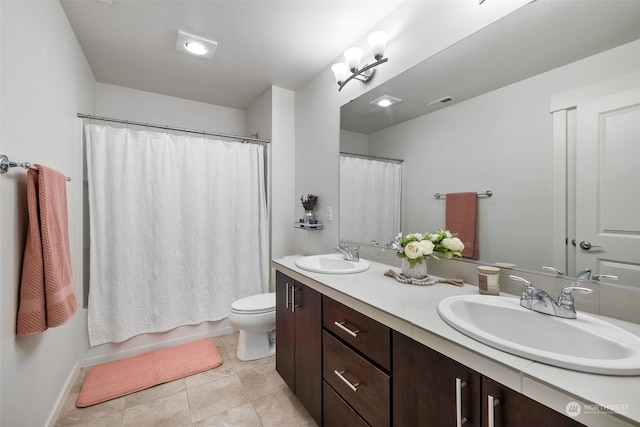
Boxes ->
[445,192,478,259]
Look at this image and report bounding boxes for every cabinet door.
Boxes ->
[393,331,481,427]
[293,282,322,425]
[482,376,585,427]
[275,271,295,390]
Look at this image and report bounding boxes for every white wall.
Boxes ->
[294,0,529,254]
[339,130,368,155]
[267,87,296,264]
[0,1,96,426]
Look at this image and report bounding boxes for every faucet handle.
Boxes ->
[542,266,565,275]
[592,274,619,281]
[510,275,534,299]
[557,286,594,309]
[509,275,532,287]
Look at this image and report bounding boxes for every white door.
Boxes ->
[575,88,640,286]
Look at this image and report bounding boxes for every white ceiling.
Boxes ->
[60,0,403,110]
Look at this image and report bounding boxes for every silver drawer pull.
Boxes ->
[334,321,360,338]
[456,378,468,426]
[488,395,500,427]
[334,370,359,392]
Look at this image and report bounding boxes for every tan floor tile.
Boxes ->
[55,392,125,427]
[185,350,236,389]
[70,368,88,394]
[55,411,123,427]
[187,374,251,423]
[237,363,289,401]
[252,388,316,427]
[124,378,186,409]
[231,351,275,373]
[122,390,191,427]
[193,402,262,427]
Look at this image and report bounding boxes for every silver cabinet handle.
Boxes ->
[334,370,359,392]
[334,321,359,338]
[285,282,290,309]
[456,378,468,426]
[579,241,601,250]
[488,395,500,427]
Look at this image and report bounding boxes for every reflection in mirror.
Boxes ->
[339,152,402,247]
[339,0,640,288]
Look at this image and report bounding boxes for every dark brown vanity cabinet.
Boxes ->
[275,270,588,427]
[393,331,585,427]
[275,271,322,425]
[393,331,481,426]
[322,296,391,427]
[481,376,585,427]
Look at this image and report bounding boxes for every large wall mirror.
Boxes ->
[339,0,640,288]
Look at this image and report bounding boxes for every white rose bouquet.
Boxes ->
[394,230,465,267]
[394,232,437,268]
[429,229,465,259]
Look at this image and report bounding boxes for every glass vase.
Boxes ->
[402,258,428,279]
[303,210,316,223]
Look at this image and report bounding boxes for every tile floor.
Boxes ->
[55,332,317,427]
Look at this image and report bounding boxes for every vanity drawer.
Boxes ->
[323,381,370,427]
[323,331,390,427]
[323,296,391,371]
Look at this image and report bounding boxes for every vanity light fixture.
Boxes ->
[331,31,389,92]
[370,95,402,108]
[175,30,218,60]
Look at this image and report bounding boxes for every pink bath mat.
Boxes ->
[77,338,223,407]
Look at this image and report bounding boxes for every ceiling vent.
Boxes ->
[427,96,456,106]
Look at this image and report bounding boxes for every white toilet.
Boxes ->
[229,292,276,361]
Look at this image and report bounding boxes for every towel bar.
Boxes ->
[434,190,492,200]
[0,154,71,181]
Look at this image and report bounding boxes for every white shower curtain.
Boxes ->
[340,155,402,246]
[85,124,269,346]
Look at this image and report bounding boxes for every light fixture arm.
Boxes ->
[337,57,388,92]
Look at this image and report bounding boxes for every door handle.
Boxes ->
[455,378,468,426]
[488,395,500,427]
[579,241,601,250]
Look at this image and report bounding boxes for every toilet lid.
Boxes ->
[231,292,276,314]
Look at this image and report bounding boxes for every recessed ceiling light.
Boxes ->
[185,41,207,55]
[175,30,217,60]
[369,95,402,108]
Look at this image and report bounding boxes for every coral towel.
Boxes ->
[17,165,77,336]
[445,192,479,259]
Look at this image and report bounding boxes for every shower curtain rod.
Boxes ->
[77,113,271,144]
[340,151,404,164]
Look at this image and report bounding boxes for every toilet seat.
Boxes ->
[231,292,275,314]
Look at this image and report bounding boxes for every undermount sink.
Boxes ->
[295,253,370,274]
[437,294,640,375]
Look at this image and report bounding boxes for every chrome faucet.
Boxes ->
[576,267,593,280]
[335,243,361,261]
[510,275,594,319]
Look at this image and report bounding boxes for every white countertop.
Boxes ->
[273,255,640,427]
